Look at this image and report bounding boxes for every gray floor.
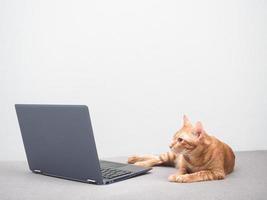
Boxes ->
[0,151,266,200]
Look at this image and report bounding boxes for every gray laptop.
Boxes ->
[15,104,151,185]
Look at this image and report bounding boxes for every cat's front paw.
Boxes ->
[175,174,190,183]
[168,174,190,183]
[134,161,152,168]
[127,155,139,164]
[168,174,177,182]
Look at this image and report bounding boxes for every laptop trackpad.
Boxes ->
[99,160,127,168]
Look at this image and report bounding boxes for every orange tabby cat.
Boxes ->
[128,115,235,183]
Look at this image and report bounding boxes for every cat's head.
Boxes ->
[169,115,206,155]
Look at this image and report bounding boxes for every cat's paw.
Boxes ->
[168,174,190,183]
[134,161,151,168]
[168,174,178,182]
[127,155,140,164]
[175,174,190,183]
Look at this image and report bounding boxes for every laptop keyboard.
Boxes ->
[100,168,132,179]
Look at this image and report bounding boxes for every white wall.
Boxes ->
[1,0,267,160]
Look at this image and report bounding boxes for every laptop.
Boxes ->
[15,104,152,185]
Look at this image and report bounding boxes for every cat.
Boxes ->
[128,115,235,183]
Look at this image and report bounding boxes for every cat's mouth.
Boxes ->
[170,147,180,154]
[171,147,188,155]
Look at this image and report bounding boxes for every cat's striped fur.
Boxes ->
[128,115,235,183]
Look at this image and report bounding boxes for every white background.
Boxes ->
[1,0,266,160]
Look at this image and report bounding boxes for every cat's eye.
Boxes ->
[177,138,183,142]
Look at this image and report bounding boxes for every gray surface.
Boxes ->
[1,151,267,200]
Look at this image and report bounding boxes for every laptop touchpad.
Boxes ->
[100,160,127,168]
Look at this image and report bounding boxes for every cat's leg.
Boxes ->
[169,170,225,183]
[128,152,176,167]
[168,155,188,181]
[128,154,159,164]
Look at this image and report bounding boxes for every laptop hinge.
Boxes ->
[86,179,96,183]
[33,169,42,173]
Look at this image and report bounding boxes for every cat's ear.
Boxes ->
[194,121,204,137]
[183,115,192,127]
